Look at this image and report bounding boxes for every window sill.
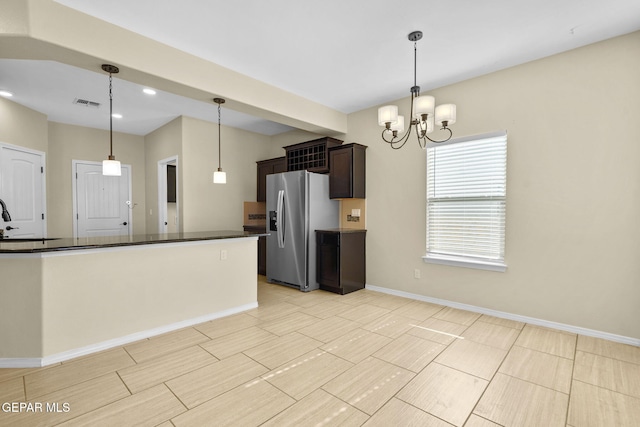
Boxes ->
[422,254,507,272]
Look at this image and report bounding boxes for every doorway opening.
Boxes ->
[158,156,179,234]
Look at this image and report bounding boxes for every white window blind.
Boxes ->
[426,131,507,267]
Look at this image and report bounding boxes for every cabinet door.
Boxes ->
[329,148,353,198]
[256,162,273,202]
[317,232,340,288]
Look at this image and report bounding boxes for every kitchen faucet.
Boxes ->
[0,198,11,222]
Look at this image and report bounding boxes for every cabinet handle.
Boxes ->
[121,222,128,226]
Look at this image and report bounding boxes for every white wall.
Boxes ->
[345,31,640,340]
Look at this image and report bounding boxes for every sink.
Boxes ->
[0,238,60,243]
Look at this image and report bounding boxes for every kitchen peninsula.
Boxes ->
[0,231,264,367]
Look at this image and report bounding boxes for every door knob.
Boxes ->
[5,226,18,230]
[121,222,128,226]
[164,222,168,225]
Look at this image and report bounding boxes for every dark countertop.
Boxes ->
[0,230,267,254]
[315,228,367,233]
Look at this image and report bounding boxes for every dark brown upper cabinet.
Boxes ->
[256,157,286,202]
[329,143,367,199]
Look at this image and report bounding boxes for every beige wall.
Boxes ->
[48,122,146,237]
[180,116,281,231]
[346,31,640,339]
[0,96,48,153]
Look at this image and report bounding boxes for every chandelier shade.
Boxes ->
[378,31,457,149]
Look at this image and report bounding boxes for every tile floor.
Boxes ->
[1,276,640,426]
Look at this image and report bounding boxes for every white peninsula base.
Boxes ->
[0,237,258,367]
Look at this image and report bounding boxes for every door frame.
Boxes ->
[157,155,179,234]
[0,141,47,238]
[71,160,132,238]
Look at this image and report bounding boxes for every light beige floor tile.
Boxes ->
[435,339,507,380]
[397,363,488,427]
[461,320,521,350]
[261,389,368,427]
[0,376,24,403]
[433,306,481,326]
[392,300,444,321]
[474,373,568,427]
[298,316,361,343]
[407,317,468,345]
[362,398,451,427]
[499,345,573,393]
[322,357,414,415]
[199,326,277,359]
[515,324,576,359]
[155,422,174,427]
[258,311,319,336]
[362,313,417,338]
[283,289,341,308]
[166,353,269,408]
[118,345,217,394]
[573,350,640,398]
[194,313,261,340]
[321,329,392,364]
[299,300,354,319]
[58,384,185,427]
[243,332,323,369]
[262,349,353,399]
[364,293,414,311]
[479,314,525,330]
[568,380,640,427]
[577,335,640,365]
[1,373,130,426]
[245,301,301,322]
[0,364,60,384]
[337,289,384,306]
[171,378,294,427]
[338,303,392,324]
[24,348,135,399]
[124,327,210,363]
[373,334,446,372]
[464,414,502,427]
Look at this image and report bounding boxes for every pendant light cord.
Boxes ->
[217,102,222,169]
[109,72,114,159]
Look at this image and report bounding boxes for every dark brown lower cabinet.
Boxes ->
[316,229,366,295]
[244,225,266,275]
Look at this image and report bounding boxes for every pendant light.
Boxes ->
[102,64,122,176]
[213,97,227,184]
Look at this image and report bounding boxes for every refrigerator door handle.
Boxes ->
[276,190,285,248]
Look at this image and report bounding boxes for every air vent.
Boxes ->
[73,98,101,108]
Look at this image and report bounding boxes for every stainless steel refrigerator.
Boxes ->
[266,170,339,291]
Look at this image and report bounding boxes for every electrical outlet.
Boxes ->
[414,269,421,279]
[220,250,228,260]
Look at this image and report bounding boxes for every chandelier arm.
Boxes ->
[424,127,453,143]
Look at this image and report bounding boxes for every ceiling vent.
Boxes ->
[73,98,101,108]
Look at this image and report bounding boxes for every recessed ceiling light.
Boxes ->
[143,88,156,95]
[112,113,123,119]
[0,90,13,97]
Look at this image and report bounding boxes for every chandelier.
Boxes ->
[378,31,457,149]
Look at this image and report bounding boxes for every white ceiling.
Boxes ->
[2,0,640,136]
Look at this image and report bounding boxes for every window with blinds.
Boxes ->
[425,131,507,270]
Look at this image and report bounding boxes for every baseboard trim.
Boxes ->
[0,301,258,368]
[365,284,640,347]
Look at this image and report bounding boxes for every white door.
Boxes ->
[0,143,46,238]
[74,161,131,237]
